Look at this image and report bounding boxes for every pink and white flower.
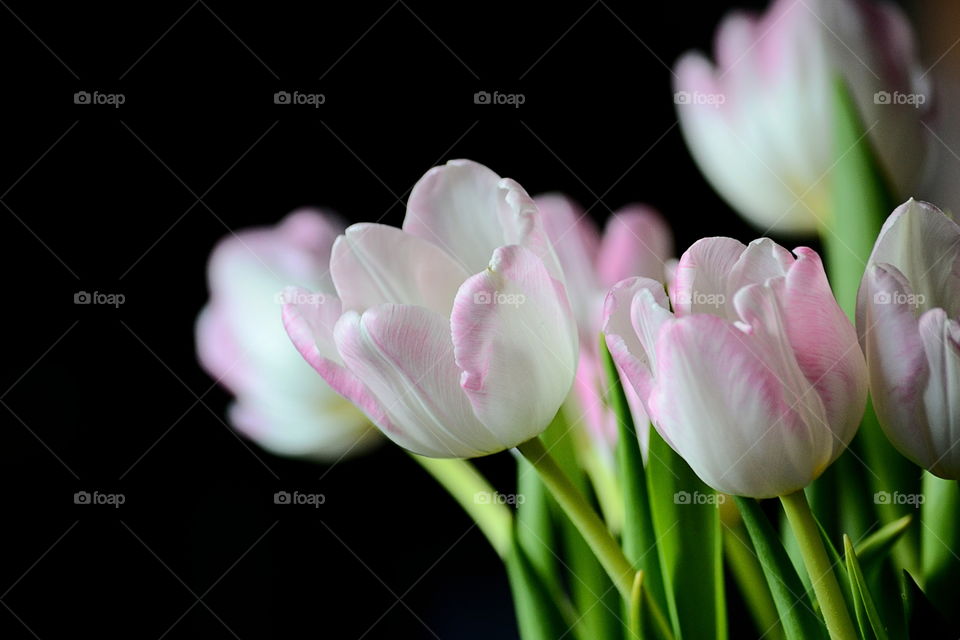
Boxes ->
[604,237,867,497]
[857,199,960,479]
[535,194,674,455]
[282,160,579,459]
[196,209,376,459]
[675,0,928,234]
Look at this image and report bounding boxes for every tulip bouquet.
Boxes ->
[195,0,959,638]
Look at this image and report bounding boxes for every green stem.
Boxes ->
[722,518,784,640]
[409,454,512,558]
[629,571,644,639]
[516,436,634,599]
[780,491,858,640]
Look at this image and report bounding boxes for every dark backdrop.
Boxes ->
[0,1,913,638]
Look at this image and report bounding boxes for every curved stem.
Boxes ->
[517,437,634,599]
[409,454,512,559]
[780,491,858,640]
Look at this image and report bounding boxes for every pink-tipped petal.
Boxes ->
[281,287,391,431]
[602,277,671,407]
[647,314,824,498]
[333,304,501,458]
[598,205,673,287]
[451,245,578,444]
[727,237,795,293]
[536,193,600,319]
[672,236,745,317]
[330,223,470,315]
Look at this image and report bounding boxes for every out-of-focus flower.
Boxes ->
[282,160,579,459]
[857,199,960,479]
[196,209,376,459]
[535,194,673,455]
[674,0,929,234]
[604,237,867,497]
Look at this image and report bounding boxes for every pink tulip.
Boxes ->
[857,199,960,479]
[535,194,673,455]
[674,0,928,233]
[282,160,579,458]
[604,237,867,497]
[196,209,376,459]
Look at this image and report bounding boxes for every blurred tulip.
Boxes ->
[674,0,928,234]
[535,194,674,456]
[857,199,960,479]
[196,209,376,459]
[604,237,867,497]
[282,160,579,458]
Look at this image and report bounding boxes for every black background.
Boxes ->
[0,1,924,638]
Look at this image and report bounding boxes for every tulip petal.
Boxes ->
[647,314,826,498]
[334,303,502,458]
[404,159,564,282]
[536,193,600,323]
[778,247,867,449]
[451,245,578,444]
[727,237,795,293]
[597,205,673,287]
[866,199,960,317]
[602,277,671,408]
[281,287,392,431]
[330,223,470,316]
[195,304,249,395]
[672,236,745,317]
[918,309,960,478]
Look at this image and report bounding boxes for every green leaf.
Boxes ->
[734,497,827,640]
[920,473,960,624]
[540,412,621,640]
[506,540,571,640]
[854,515,912,572]
[647,428,725,640]
[600,337,667,612]
[843,535,889,640]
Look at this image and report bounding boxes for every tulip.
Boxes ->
[604,237,868,498]
[195,209,376,459]
[674,0,928,234]
[857,199,960,479]
[282,160,579,459]
[535,194,673,455]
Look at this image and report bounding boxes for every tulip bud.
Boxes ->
[674,0,929,233]
[605,237,868,497]
[857,199,960,479]
[282,160,579,458]
[196,209,376,459]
